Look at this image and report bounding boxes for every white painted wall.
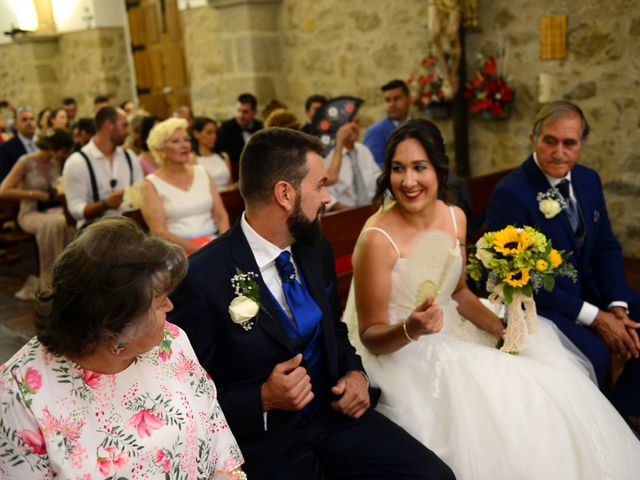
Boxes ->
[0,0,126,45]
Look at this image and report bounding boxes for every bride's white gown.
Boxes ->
[343,223,640,479]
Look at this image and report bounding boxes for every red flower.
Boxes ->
[422,56,436,69]
[483,57,497,76]
[344,103,355,113]
[82,368,101,389]
[24,367,42,392]
[319,120,330,131]
[17,429,46,455]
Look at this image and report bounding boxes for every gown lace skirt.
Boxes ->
[344,230,640,479]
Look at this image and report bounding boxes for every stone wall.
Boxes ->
[181,0,639,256]
[0,27,131,117]
[464,0,640,254]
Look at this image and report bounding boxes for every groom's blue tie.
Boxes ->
[557,179,585,244]
[274,251,322,339]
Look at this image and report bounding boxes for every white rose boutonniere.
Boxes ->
[537,188,567,219]
[229,269,261,331]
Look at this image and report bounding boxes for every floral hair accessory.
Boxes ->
[467,225,577,353]
[537,187,567,219]
[229,269,261,331]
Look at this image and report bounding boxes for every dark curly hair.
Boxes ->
[372,119,450,208]
[34,217,187,357]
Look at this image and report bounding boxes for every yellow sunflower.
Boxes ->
[535,259,549,272]
[549,249,562,268]
[504,268,531,288]
[493,226,522,255]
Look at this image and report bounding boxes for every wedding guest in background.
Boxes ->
[0,128,75,299]
[138,115,162,174]
[364,79,412,167]
[93,94,110,114]
[261,99,288,121]
[125,112,147,155]
[169,127,454,480]
[0,106,37,182]
[61,97,78,123]
[324,120,379,210]
[191,116,233,191]
[142,117,229,255]
[217,93,263,180]
[70,117,96,151]
[173,105,194,129]
[0,109,13,143]
[36,107,51,138]
[0,217,245,479]
[120,99,135,119]
[301,94,327,134]
[263,108,301,130]
[343,118,640,478]
[486,101,640,427]
[47,108,69,131]
[63,107,143,229]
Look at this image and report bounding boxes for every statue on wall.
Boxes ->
[427,0,479,100]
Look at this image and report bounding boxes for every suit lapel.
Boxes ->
[523,156,578,252]
[228,222,295,353]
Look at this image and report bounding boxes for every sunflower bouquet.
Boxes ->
[467,225,577,353]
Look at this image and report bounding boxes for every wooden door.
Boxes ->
[125,0,190,118]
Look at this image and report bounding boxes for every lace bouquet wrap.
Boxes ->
[467,226,577,353]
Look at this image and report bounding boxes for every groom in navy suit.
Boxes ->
[170,128,454,480]
[486,101,640,422]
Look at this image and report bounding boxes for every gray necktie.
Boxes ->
[348,149,369,206]
[557,179,584,240]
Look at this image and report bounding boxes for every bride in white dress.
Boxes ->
[343,119,640,479]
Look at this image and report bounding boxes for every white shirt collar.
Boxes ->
[17,132,34,151]
[533,151,572,187]
[240,212,291,269]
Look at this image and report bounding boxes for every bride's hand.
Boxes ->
[406,297,443,338]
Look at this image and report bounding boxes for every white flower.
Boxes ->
[228,295,260,327]
[539,198,562,219]
[537,188,566,219]
[475,237,494,268]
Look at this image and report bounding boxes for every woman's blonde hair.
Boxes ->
[146,117,189,165]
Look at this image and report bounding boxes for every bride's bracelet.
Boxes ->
[402,319,416,342]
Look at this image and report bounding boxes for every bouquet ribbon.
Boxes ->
[489,284,538,354]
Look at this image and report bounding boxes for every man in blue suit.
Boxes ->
[364,79,412,167]
[170,128,454,480]
[0,106,37,182]
[486,101,640,424]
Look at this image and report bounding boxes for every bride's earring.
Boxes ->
[110,342,127,356]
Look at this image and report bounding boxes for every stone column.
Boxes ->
[203,0,283,115]
[9,35,60,109]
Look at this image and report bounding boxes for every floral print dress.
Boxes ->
[0,322,244,479]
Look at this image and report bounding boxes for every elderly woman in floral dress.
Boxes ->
[0,217,245,479]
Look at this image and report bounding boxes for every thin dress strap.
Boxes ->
[448,206,460,247]
[362,227,401,259]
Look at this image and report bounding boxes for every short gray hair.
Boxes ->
[531,101,590,142]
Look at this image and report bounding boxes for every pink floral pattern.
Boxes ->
[0,322,243,478]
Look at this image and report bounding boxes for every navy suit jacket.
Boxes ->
[169,220,365,478]
[363,116,396,167]
[217,118,263,165]
[0,136,27,182]
[486,155,639,326]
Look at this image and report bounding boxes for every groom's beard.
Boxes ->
[287,198,323,245]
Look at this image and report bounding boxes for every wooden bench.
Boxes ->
[220,189,244,226]
[0,200,38,269]
[467,168,513,243]
[320,204,376,308]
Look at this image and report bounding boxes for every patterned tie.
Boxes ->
[557,179,584,239]
[274,251,322,339]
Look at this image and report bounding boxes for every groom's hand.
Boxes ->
[261,354,314,411]
[330,370,370,419]
[592,310,640,359]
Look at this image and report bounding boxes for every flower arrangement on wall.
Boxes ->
[408,56,453,119]
[464,56,514,119]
